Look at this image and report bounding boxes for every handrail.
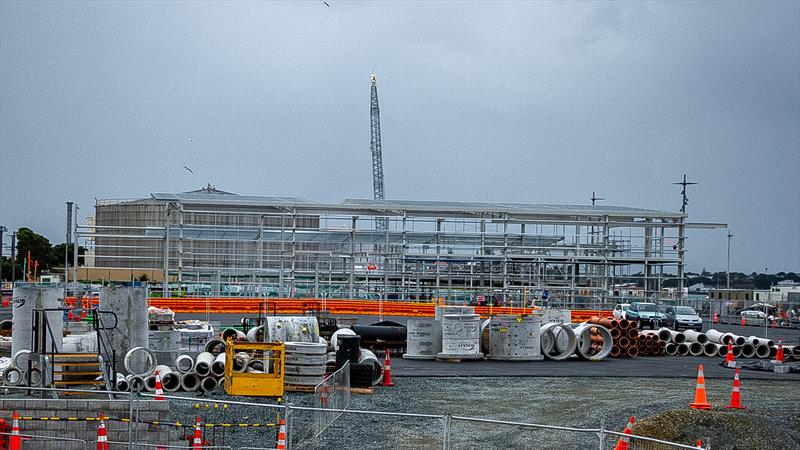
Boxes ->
[92,309,118,393]
[30,307,66,395]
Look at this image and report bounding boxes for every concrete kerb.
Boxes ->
[98,442,232,449]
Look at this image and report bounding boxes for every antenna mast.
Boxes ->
[673,174,698,214]
[370,73,387,229]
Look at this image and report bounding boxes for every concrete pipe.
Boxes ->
[763,339,775,347]
[358,348,384,385]
[3,367,22,385]
[27,368,41,387]
[730,334,746,346]
[754,344,771,359]
[194,352,215,377]
[285,342,328,354]
[217,378,225,389]
[233,352,250,373]
[688,342,704,356]
[11,350,32,370]
[245,325,265,342]
[731,345,742,358]
[683,330,708,344]
[331,328,357,351]
[661,330,686,344]
[161,371,181,392]
[285,353,327,365]
[740,343,756,358]
[180,372,200,392]
[204,339,226,356]
[115,374,130,392]
[176,354,195,374]
[665,343,678,356]
[540,323,577,361]
[200,377,218,392]
[144,375,156,392]
[706,329,732,345]
[0,319,11,333]
[144,365,172,391]
[677,343,690,356]
[221,328,247,342]
[717,344,729,358]
[703,342,719,357]
[573,324,613,361]
[211,353,226,377]
[656,328,674,342]
[124,347,157,377]
[745,336,761,346]
[126,375,144,393]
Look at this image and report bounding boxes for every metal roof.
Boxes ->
[142,192,683,219]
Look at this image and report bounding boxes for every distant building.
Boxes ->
[688,283,711,294]
[768,281,800,304]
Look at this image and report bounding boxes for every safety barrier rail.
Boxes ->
[146,296,609,321]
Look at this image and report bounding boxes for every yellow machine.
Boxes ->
[224,339,285,397]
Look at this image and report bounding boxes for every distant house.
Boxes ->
[688,283,711,294]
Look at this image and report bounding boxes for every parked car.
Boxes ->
[740,310,766,326]
[663,305,703,331]
[625,302,668,329]
[612,303,630,320]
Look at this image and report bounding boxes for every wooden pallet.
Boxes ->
[350,386,374,395]
[284,384,316,393]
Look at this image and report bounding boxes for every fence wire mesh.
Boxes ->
[313,360,350,439]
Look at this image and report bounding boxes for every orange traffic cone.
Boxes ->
[381,350,395,387]
[154,369,165,400]
[191,416,203,449]
[689,364,712,410]
[696,439,703,448]
[276,418,287,450]
[97,413,109,450]
[67,310,74,321]
[724,342,735,367]
[775,338,785,364]
[726,368,744,409]
[613,416,635,450]
[9,411,21,450]
[712,313,718,324]
[81,309,87,320]
[320,383,329,407]
[740,315,745,326]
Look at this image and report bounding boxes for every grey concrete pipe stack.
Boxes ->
[688,342,704,356]
[176,354,195,373]
[682,330,708,344]
[211,353,227,377]
[703,342,720,357]
[657,328,686,344]
[284,341,327,386]
[145,365,172,392]
[487,315,545,361]
[664,343,678,356]
[540,323,577,361]
[180,372,200,391]
[755,344,771,359]
[706,329,734,345]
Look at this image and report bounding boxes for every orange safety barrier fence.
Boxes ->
[146,297,610,322]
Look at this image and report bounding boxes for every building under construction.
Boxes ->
[79,186,691,308]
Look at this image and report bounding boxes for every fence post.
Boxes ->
[441,414,451,450]
[597,418,605,450]
[285,403,293,450]
[127,393,133,450]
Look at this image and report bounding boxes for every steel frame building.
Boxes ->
[80,189,693,308]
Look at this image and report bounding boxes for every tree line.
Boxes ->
[1,227,85,281]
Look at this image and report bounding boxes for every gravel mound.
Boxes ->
[633,409,800,450]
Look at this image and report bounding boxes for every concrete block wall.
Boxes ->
[0,398,179,449]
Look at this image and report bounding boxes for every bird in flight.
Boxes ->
[184,166,194,174]
[323,1,330,6]
[187,138,193,142]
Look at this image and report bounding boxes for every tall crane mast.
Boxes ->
[370,73,387,230]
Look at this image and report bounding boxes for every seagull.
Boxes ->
[187,138,193,142]
[323,1,330,6]
[184,166,194,174]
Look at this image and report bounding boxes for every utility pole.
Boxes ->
[66,202,73,296]
[590,191,605,206]
[370,73,387,230]
[10,232,16,283]
[673,174,697,214]
[726,231,733,321]
[0,226,5,281]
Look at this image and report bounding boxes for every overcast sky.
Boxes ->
[1,1,798,274]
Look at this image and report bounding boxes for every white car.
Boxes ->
[612,303,630,320]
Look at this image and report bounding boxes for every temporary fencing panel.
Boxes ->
[0,432,88,450]
[313,361,351,439]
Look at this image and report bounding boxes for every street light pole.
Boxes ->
[726,231,733,321]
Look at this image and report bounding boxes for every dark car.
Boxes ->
[663,305,703,331]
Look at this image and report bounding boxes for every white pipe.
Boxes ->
[540,323,577,361]
[705,329,732,345]
[115,373,129,392]
[663,329,686,344]
[745,336,761,346]
[180,372,200,391]
[211,352,226,377]
[740,343,756,358]
[200,376,217,392]
[221,328,247,342]
[730,334,746,346]
[358,348,384,385]
[233,352,250,373]
[195,352,215,376]
[677,343,690,356]
[716,344,729,358]
[126,375,144,392]
[703,342,719,357]
[3,367,22,385]
[731,345,742,358]
[123,347,157,377]
[683,330,708,344]
[688,342,704,356]
[331,328,357,351]
[175,354,195,374]
[573,324,613,361]
[664,343,677,356]
[656,328,674,342]
[161,371,181,392]
[754,344,770,359]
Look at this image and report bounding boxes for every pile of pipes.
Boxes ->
[120,343,227,393]
[329,328,384,387]
[661,328,799,360]
[284,341,328,387]
[637,331,667,356]
[587,317,645,358]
